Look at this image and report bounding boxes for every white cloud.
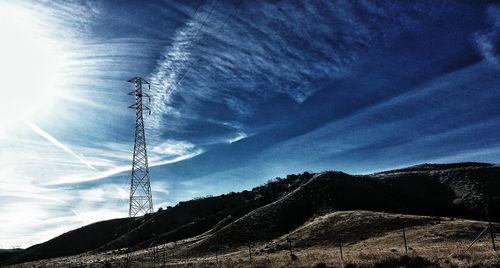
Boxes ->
[0,195,85,248]
[46,165,130,185]
[23,120,97,171]
[474,33,498,65]
[472,4,500,66]
[152,181,170,195]
[486,4,500,28]
[148,3,215,140]
[44,140,202,185]
[151,139,199,156]
[77,184,129,203]
[228,132,247,143]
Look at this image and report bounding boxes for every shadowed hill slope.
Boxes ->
[0,250,21,265]
[2,162,499,266]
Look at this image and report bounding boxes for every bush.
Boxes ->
[373,255,436,268]
[314,262,327,268]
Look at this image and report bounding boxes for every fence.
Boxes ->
[94,217,497,268]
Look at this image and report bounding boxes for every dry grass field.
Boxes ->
[7,211,499,268]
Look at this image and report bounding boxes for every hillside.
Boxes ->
[0,250,21,265]
[2,162,499,266]
[5,211,500,267]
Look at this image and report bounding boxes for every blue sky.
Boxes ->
[1,0,500,248]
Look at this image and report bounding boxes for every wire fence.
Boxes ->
[89,217,498,268]
[20,216,497,267]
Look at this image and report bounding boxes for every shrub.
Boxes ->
[314,262,327,268]
[373,255,436,268]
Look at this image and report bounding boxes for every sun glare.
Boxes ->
[0,4,62,128]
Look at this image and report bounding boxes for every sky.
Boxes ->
[0,0,499,248]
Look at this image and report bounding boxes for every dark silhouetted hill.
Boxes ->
[2,162,499,266]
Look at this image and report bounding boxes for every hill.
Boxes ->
[2,162,499,266]
[0,250,21,265]
[5,211,500,267]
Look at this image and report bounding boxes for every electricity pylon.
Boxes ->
[127,77,153,217]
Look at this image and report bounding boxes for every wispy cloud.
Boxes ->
[151,139,200,157]
[44,139,202,185]
[474,33,498,65]
[23,120,97,171]
[148,1,217,140]
[146,1,442,147]
[228,132,247,143]
[44,164,129,186]
[472,4,499,66]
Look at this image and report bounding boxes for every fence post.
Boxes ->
[163,247,166,267]
[489,218,497,252]
[338,233,343,262]
[155,245,159,267]
[248,244,252,265]
[126,247,132,267]
[216,247,219,267]
[286,236,293,259]
[402,227,408,255]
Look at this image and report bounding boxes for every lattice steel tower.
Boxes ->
[127,77,153,217]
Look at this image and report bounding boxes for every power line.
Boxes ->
[161,0,217,78]
[172,0,242,88]
[190,0,219,44]
[191,0,205,20]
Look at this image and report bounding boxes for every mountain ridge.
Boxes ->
[2,162,499,266]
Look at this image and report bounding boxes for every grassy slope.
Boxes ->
[3,162,500,266]
[7,211,499,267]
